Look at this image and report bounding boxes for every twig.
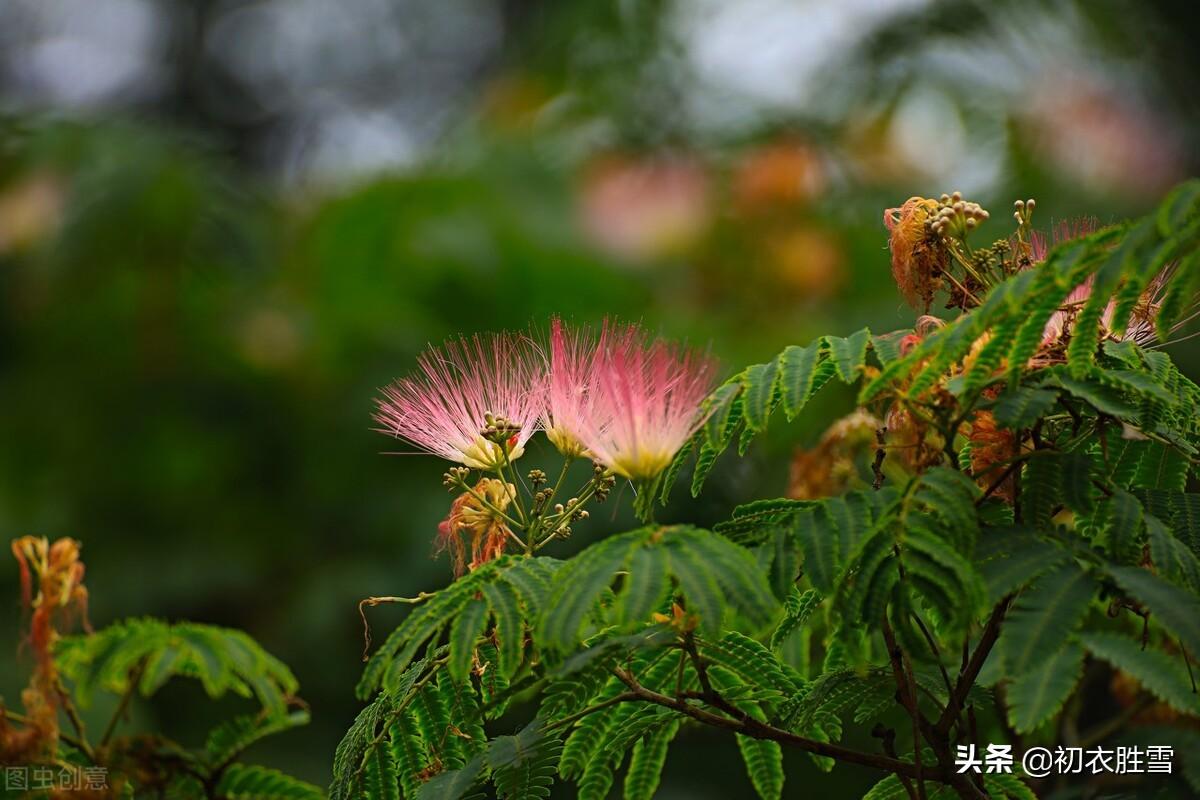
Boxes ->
[358,593,436,661]
[936,597,1012,736]
[882,615,928,800]
[608,666,947,782]
[873,428,888,490]
[99,657,148,748]
[54,680,95,761]
[873,724,918,800]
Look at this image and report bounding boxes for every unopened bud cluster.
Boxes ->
[592,463,617,502]
[1013,198,1036,226]
[442,466,471,488]
[929,191,990,242]
[481,411,520,444]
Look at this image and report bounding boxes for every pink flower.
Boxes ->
[1028,219,1187,348]
[542,317,600,459]
[374,333,544,469]
[573,326,718,481]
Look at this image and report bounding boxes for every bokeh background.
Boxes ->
[2,0,1199,794]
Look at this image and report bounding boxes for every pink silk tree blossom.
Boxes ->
[374,333,545,469]
[574,325,718,482]
[1029,219,1189,347]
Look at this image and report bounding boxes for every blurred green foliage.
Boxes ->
[1,0,1198,792]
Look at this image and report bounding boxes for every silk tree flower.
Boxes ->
[437,478,515,576]
[574,326,718,482]
[541,318,642,460]
[1028,219,1191,349]
[374,333,545,470]
[541,317,597,459]
[883,196,946,312]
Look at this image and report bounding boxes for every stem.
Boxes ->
[609,666,948,782]
[493,458,528,526]
[535,482,599,551]
[99,657,148,748]
[358,593,436,660]
[546,692,640,732]
[54,680,95,761]
[911,611,955,702]
[936,597,1012,737]
[882,615,928,800]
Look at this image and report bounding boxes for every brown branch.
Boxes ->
[873,724,918,800]
[545,692,640,732]
[609,666,948,782]
[100,657,148,748]
[873,427,888,490]
[358,593,435,661]
[936,597,1012,737]
[882,614,929,800]
[55,679,95,761]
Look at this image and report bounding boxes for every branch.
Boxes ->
[936,596,1012,737]
[545,692,640,732]
[882,614,929,800]
[609,666,949,783]
[55,679,95,762]
[99,657,148,748]
[358,593,436,661]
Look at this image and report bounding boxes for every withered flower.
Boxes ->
[884,197,946,312]
[787,410,882,500]
[437,479,516,577]
[3,537,90,765]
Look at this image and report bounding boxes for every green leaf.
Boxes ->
[1060,452,1096,514]
[795,506,840,594]
[1079,632,1200,715]
[482,579,524,680]
[1109,567,1200,659]
[666,543,725,637]
[1147,514,1200,591]
[54,619,297,715]
[414,753,486,800]
[215,765,324,800]
[771,588,822,652]
[1048,371,1139,419]
[976,531,1067,605]
[871,330,910,367]
[984,773,1038,800]
[362,741,402,800]
[1006,643,1085,733]
[623,720,679,800]
[779,342,824,419]
[618,545,670,626]
[742,359,780,433]
[1098,490,1146,565]
[704,381,743,449]
[489,720,562,800]
[540,535,640,652]
[448,598,489,682]
[826,328,871,383]
[204,710,310,770]
[993,387,1060,432]
[737,735,784,800]
[1003,564,1095,676]
[1133,444,1189,492]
